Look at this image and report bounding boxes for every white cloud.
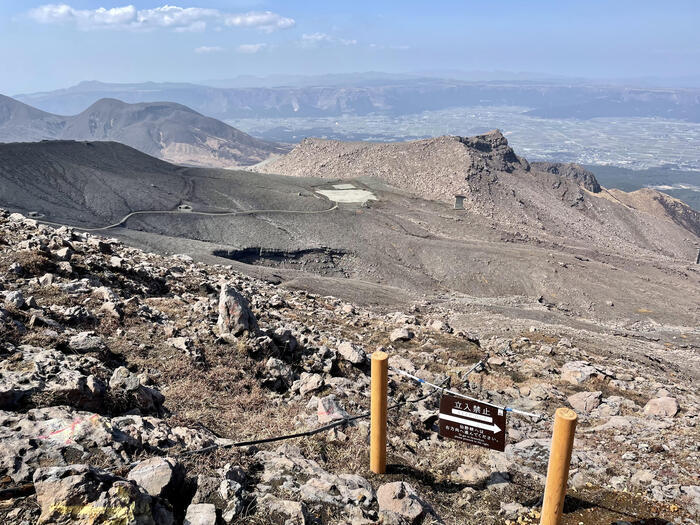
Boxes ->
[27,4,295,33]
[300,32,356,48]
[236,43,267,54]
[28,4,138,27]
[302,32,332,43]
[226,11,295,33]
[195,46,224,54]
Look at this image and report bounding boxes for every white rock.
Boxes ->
[643,397,679,417]
[630,469,655,486]
[337,341,366,364]
[560,361,599,384]
[184,503,217,525]
[488,356,505,367]
[567,391,602,414]
[257,494,309,524]
[377,481,428,524]
[4,291,25,308]
[455,464,490,484]
[39,273,55,286]
[68,331,105,353]
[128,456,179,497]
[293,372,324,396]
[389,327,414,342]
[54,247,72,261]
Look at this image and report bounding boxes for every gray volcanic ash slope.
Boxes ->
[0,94,287,168]
[0,141,185,225]
[0,139,698,332]
[0,94,65,142]
[0,140,322,227]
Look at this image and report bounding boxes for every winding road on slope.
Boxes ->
[40,202,339,232]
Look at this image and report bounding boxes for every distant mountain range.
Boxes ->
[0,95,288,168]
[15,78,700,122]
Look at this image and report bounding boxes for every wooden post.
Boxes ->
[540,407,578,525]
[370,350,388,474]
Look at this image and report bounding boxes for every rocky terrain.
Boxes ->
[0,210,698,524]
[0,95,288,168]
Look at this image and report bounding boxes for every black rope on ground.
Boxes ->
[178,376,450,458]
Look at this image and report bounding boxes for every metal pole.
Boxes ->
[370,350,388,474]
[540,408,578,525]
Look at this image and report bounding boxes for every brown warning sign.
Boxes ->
[438,394,507,451]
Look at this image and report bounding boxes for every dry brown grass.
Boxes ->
[13,249,56,276]
[108,316,303,443]
[25,285,78,309]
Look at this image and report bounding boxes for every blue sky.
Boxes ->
[1,1,699,94]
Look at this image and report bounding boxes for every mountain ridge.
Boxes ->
[255,131,700,242]
[0,94,288,168]
[15,78,700,121]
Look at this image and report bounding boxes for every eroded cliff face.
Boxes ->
[530,161,602,193]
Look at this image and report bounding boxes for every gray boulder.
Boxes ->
[109,366,165,415]
[560,361,599,384]
[292,372,324,396]
[68,331,106,353]
[257,494,309,524]
[184,503,217,525]
[316,395,350,424]
[0,407,135,483]
[128,456,180,498]
[256,444,374,508]
[337,341,366,364]
[217,283,257,337]
[377,481,428,524]
[643,397,679,417]
[389,327,414,342]
[0,346,107,411]
[4,290,25,308]
[567,391,602,414]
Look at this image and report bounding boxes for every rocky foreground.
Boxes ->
[0,210,698,524]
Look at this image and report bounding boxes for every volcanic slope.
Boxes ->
[0,94,287,167]
[0,139,698,332]
[255,131,700,248]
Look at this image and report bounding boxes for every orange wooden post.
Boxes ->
[370,350,388,474]
[540,407,578,525]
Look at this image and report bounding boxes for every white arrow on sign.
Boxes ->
[452,408,493,423]
[439,413,502,434]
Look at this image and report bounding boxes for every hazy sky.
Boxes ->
[1,0,699,94]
